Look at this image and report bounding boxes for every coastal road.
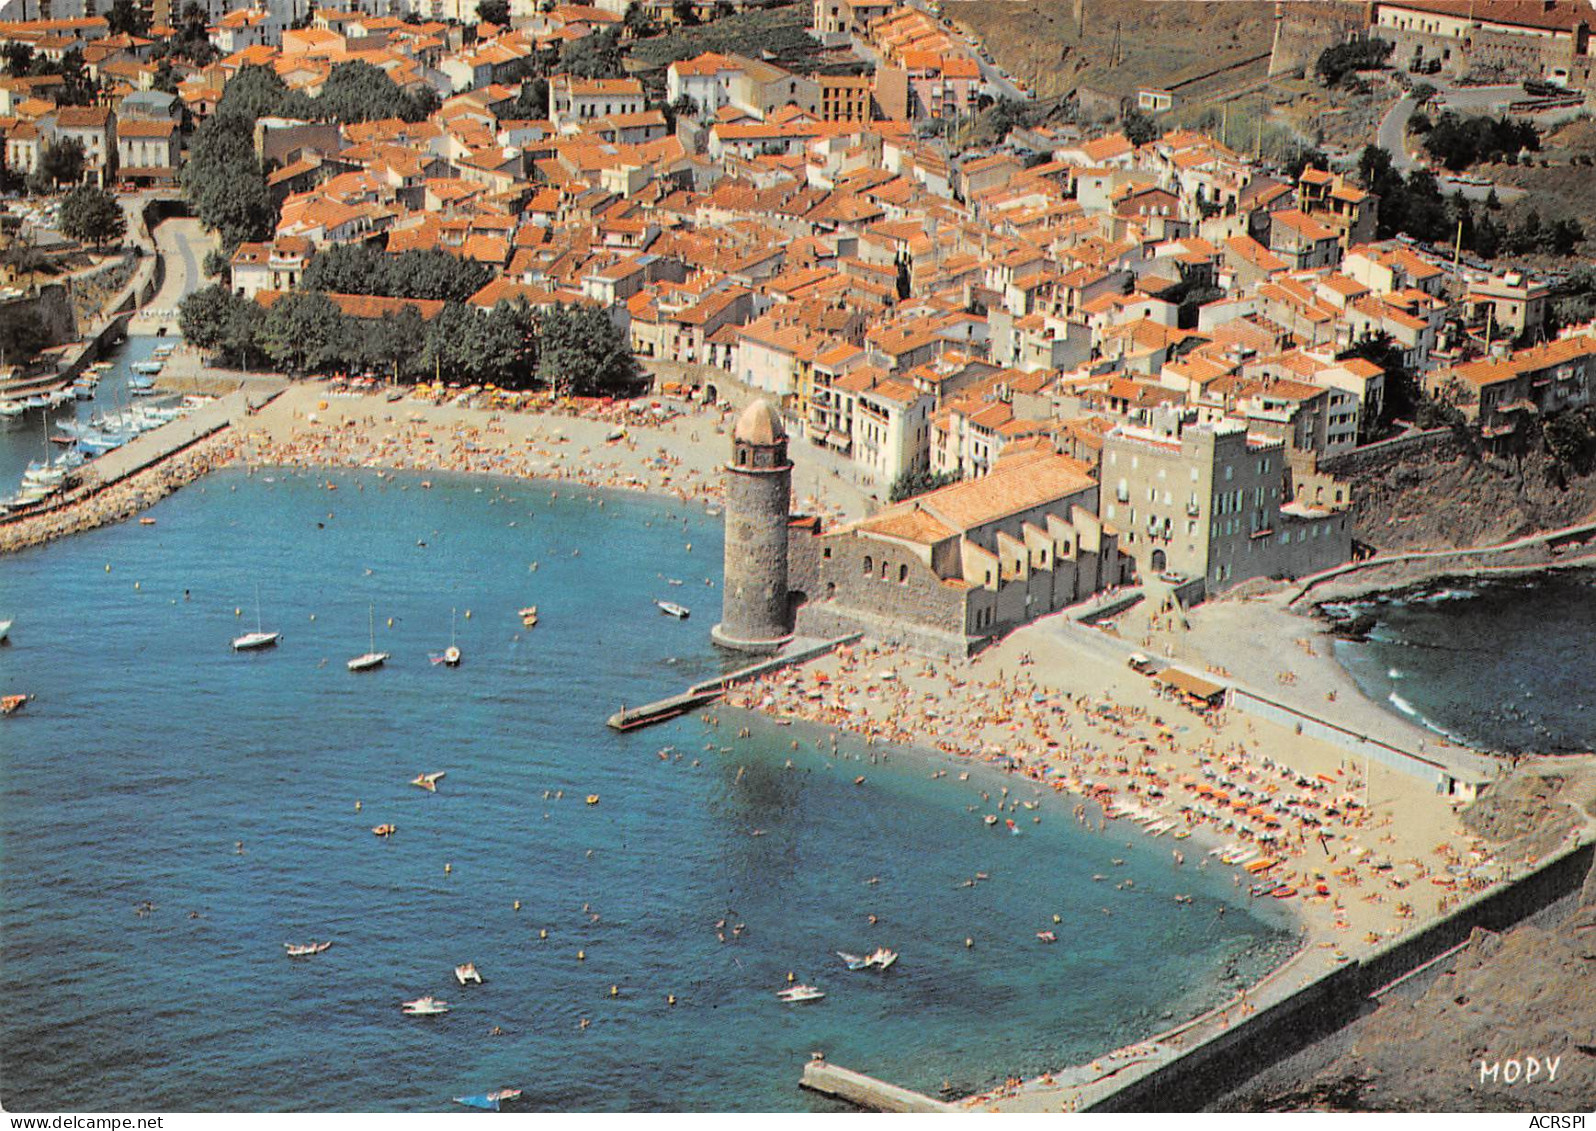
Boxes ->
[129,218,215,335]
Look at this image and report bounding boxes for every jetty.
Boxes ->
[799,1060,953,1113]
[606,633,861,731]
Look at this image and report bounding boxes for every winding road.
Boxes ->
[1374,82,1528,201]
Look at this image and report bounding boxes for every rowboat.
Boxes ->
[1,693,30,716]
[284,941,332,957]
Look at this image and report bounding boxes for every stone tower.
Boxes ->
[712,399,794,654]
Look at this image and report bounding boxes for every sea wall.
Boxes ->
[1228,686,1473,795]
[1084,836,1594,1112]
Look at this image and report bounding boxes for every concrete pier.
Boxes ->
[606,633,861,732]
[799,1060,953,1112]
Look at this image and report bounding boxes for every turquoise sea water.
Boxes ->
[0,380,1295,1114]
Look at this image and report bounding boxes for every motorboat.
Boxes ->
[776,984,825,1003]
[0,619,11,642]
[284,941,332,957]
[454,962,483,986]
[401,995,450,1015]
[453,1089,522,1111]
[410,772,445,792]
[1,694,30,716]
[0,400,23,417]
[130,361,163,376]
[348,604,389,671]
[518,605,538,628]
[371,823,396,837]
[656,600,690,619]
[1036,930,1057,943]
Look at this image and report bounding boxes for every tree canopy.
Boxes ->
[1315,37,1393,86]
[57,185,126,249]
[29,138,85,193]
[107,0,150,36]
[535,303,640,395]
[477,0,509,24]
[181,114,274,248]
[1420,112,1539,171]
[178,284,640,396]
[299,244,494,303]
[318,60,439,124]
[560,28,624,79]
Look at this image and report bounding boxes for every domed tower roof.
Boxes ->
[733,399,786,446]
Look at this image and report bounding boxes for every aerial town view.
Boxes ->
[0,0,1593,1118]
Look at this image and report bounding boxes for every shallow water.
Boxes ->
[0,459,1294,1112]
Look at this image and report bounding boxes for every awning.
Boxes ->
[1153,667,1227,705]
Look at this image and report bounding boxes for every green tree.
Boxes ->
[178,284,262,366]
[477,300,537,386]
[560,28,623,79]
[107,0,150,36]
[301,244,493,303]
[1315,36,1393,87]
[1120,108,1158,147]
[2,42,33,75]
[1546,218,1585,256]
[0,305,48,367]
[420,300,486,382]
[57,184,126,249]
[889,468,959,502]
[31,137,85,191]
[477,0,510,23]
[181,116,274,247]
[514,76,549,117]
[318,60,435,124]
[989,96,1027,142]
[535,303,639,396]
[257,290,350,375]
[360,304,428,381]
[671,0,699,26]
[624,0,656,38]
[202,248,231,280]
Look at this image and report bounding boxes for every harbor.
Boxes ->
[0,467,1297,1112]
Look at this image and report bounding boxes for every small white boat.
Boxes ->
[410,771,445,792]
[454,962,482,986]
[656,600,690,619]
[232,583,279,651]
[430,608,461,666]
[401,995,450,1015]
[776,984,825,1003]
[0,619,11,642]
[284,941,332,957]
[348,604,389,672]
[0,400,24,417]
[131,361,163,376]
